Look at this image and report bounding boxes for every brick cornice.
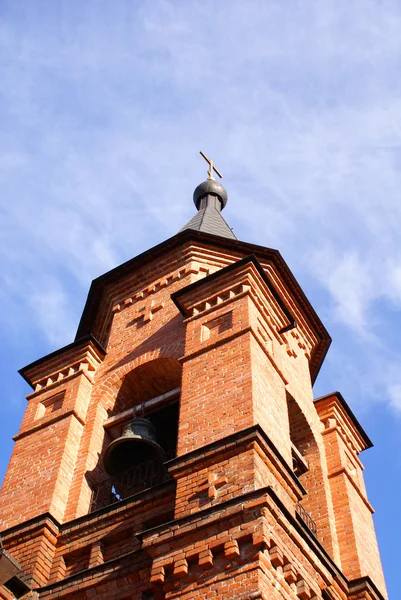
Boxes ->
[171,254,296,334]
[348,576,387,600]
[37,549,144,597]
[167,424,306,499]
[315,392,373,453]
[0,513,60,542]
[19,336,106,390]
[57,481,175,540]
[139,485,348,594]
[75,230,331,383]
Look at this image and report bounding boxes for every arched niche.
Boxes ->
[111,357,182,415]
[286,393,331,544]
[104,357,183,464]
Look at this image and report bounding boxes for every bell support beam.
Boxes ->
[103,387,181,430]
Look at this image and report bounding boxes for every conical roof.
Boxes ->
[179,178,237,240]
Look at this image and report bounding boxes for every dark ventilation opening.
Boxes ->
[4,576,31,598]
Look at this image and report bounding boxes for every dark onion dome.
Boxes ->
[193,178,228,211]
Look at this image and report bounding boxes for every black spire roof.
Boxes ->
[179,178,237,240]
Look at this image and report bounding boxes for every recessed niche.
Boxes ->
[35,391,65,420]
[202,311,233,341]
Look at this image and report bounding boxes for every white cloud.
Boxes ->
[308,247,373,334]
[388,385,401,412]
[28,280,77,347]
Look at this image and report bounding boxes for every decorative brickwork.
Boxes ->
[0,215,387,599]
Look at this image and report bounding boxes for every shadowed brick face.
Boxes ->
[0,231,387,600]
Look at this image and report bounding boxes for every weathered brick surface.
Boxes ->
[0,234,387,599]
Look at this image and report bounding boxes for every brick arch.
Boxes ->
[286,393,334,549]
[98,343,184,413]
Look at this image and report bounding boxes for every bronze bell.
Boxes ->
[104,413,164,475]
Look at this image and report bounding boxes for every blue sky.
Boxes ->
[0,0,400,596]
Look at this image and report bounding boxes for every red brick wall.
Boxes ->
[316,395,387,597]
[0,238,387,599]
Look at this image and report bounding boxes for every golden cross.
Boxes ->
[200,151,223,181]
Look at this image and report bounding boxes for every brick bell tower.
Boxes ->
[0,156,387,600]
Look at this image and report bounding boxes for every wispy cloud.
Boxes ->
[28,279,77,346]
[388,384,401,413]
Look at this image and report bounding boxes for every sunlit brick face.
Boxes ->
[0,234,387,599]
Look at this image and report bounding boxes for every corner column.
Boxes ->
[315,393,387,599]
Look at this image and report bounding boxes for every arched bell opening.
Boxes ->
[286,392,335,552]
[102,358,182,477]
[111,357,182,414]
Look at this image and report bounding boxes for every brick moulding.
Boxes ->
[167,424,306,498]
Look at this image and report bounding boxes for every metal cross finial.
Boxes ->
[200,151,223,181]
